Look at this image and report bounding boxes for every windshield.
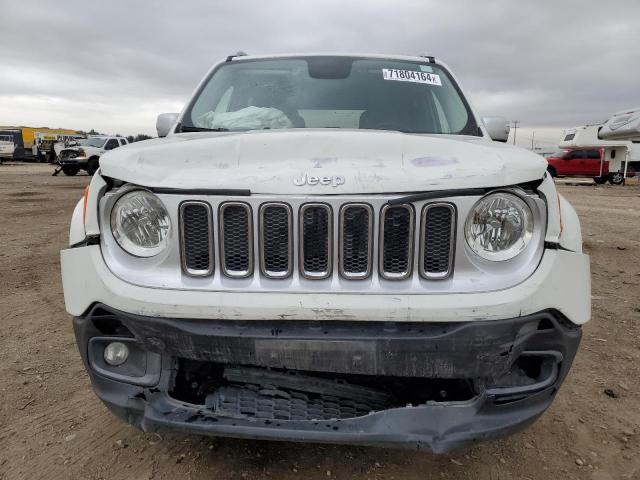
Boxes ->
[183,56,478,135]
[548,150,567,158]
[86,137,106,148]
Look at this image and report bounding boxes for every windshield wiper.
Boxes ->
[178,124,230,133]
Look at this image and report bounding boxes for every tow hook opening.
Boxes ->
[169,359,478,420]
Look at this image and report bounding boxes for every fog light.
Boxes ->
[104,342,129,366]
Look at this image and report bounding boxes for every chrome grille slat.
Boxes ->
[179,201,214,277]
[379,204,415,280]
[339,203,373,279]
[299,203,332,279]
[219,202,253,278]
[259,203,293,278]
[420,203,456,279]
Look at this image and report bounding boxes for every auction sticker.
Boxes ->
[382,68,442,86]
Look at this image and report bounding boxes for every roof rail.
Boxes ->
[226,51,248,62]
[420,55,436,63]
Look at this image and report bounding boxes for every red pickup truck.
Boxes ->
[545,148,620,184]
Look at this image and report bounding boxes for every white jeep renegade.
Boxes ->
[61,53,590,452]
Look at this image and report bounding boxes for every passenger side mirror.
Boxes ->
[482,116,510,143]
[156,113,179,138]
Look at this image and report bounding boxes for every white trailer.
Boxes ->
[0,134,15,164]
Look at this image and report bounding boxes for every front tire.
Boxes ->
[62,165,79,176]
[87,157,99,175]
[609,172,624,185]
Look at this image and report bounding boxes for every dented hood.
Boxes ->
[99,129,547,194]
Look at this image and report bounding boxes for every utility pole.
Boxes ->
[512,120,520,145]
[531,131,535,150]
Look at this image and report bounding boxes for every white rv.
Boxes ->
[559,110,640,184]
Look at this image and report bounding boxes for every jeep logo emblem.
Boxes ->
[292,173,345,187]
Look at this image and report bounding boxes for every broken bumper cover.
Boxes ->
[73,305,581,452]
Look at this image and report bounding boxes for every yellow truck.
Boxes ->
[0,126,79,160]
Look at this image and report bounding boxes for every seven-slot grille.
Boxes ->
[180,201,456,281]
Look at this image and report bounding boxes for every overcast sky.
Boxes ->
[1,0,638,148]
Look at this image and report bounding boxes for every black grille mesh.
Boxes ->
[423,206,454,275]
[382,206,412,274]
[261,205,290,274]
[181,203,212,273]
[301,206,330,274]
[341,206,371,275]
[222,205,251,273]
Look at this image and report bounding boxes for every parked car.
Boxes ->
[545,148,636,184]
[61,53,590,453]
[0,134,15,164]
[58,136,128,175]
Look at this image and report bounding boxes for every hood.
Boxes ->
[99,130,547,194]
[64,145,101,154]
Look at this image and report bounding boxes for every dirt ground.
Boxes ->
[0,163,638,480]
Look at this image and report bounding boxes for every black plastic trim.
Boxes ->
[388,188,487,205]
[70,234,101,249]
[151,187,251,196]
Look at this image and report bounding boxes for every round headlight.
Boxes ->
[110,190,171,257]
[464,192,533,261]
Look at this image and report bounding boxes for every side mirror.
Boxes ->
[482,116,510,143]
[156,113,179,138]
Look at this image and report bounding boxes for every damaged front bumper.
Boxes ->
[74,304,581,452]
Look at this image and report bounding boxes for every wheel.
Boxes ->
[62,165,79,176]
[87,157,100,175]
[547,166,557,178]
[593,176,608,184]
[609,172,624,185]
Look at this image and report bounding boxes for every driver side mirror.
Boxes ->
[482,116,510,143]
[156,113,179,137]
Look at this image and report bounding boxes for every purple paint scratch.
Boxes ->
[411,156,459,167]
[311,157,338,168]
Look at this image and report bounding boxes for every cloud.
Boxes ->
[1,0,638,136]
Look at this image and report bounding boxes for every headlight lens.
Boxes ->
[464,192,533,261]
[110,190,171,257]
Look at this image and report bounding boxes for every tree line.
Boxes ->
[77,129,153,143]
